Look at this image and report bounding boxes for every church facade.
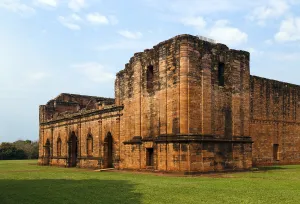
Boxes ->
[38,34,300,173]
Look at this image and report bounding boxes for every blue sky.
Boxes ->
[1,0,300,142]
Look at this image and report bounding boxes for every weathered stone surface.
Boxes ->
[250,76,300,166]
[38,34,298,173]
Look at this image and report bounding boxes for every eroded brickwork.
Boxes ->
[250,76,300,166]
[38,93,121,169]
[38,34,300,173]
[115,34,251,172]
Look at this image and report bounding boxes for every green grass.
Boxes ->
[0,161,300,204]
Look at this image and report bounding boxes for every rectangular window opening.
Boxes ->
[273,144,279,161]
[218,62,225,86]
[147,65,154,92]
[146,148,154,166]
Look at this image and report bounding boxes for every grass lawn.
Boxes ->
[0,161,300,204]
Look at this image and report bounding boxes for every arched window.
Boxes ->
[45,139,50,157]
[57,137,62,157]
[87,134,93,156]
[147,65,154,91]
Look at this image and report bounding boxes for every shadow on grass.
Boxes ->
[257,166,290,171]
[0,179,141,204]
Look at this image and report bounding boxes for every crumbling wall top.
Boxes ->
[116,34,249,78]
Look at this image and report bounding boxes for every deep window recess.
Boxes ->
[147,65,154,91]
[87,135,93,156]
[218,62,225,86]
[57,138,62,157]
[146,148,154,166]
[273,144,279,160]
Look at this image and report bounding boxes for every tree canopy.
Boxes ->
[0,140,38,160]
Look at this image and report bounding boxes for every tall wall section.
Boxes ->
[250,76,300,166]
[115,34,252,173]
[186,36,252,172]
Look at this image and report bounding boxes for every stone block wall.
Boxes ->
[250,76,300,166]
[115,34,252,173]
[39,34,300,173]
[39,99,123,169]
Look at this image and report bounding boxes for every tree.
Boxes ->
[0,140,39,160]
[13,140,39,159]
[0,143,27,160]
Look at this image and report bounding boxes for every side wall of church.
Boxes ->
[38,108,121,169]
[250,76,300,166]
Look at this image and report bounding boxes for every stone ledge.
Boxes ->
[123,134,253,144]
[40,105,124,125]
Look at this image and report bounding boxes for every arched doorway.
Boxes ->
[104,132,113,168]
[68,132,78,167]
[44,139,50,165]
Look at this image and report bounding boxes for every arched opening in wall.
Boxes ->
[57,137,62,157]
[87,134,93,157]
[44,139,50,165]
[68,132,78,167]
[104,132,113,168]
[218,62,225,86]
[146,65,154,92]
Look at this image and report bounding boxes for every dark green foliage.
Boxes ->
[0,143,27,160]
[0,140,38,160]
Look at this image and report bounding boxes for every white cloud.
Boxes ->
[275,17,300,42]
[249,0,290,25]
[72,63,115,83]
[178,16,247,47]
[0,0,35,15]
[108,15,119,25]
[86,13,109,25]
[118,30,143,39]
[71,13,82,21]
[208,20,248,46]
[68,0,86,12]
[58,14,82,30]
[35,0,57,7]
[181,16,206,30]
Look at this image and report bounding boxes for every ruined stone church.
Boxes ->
[38,34,300,173]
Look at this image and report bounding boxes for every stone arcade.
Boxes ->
[38,34,300,173]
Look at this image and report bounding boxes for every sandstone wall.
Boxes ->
[39,34,254,173]
[115,34,252,172]
[38,106,122,169]
[250,76,300,165]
